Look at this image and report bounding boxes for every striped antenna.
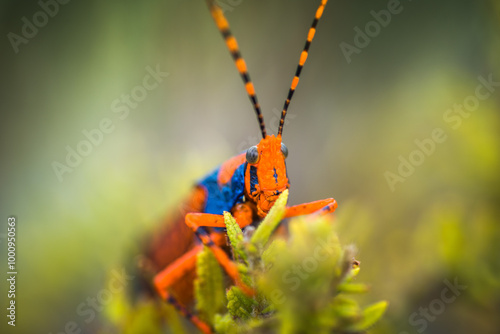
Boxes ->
[278,0,328,137]
[206,0,267,138]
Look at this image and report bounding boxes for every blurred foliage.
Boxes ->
[100,192,387,334]
[195,246,227,323]
[198,190,387,333]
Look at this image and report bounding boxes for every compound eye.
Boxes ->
[281,143,289,158]
[246,146,259,164]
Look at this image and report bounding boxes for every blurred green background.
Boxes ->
[1,0,499,333]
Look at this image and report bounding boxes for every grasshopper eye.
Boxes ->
[281,143,288,158]
[246,146,259,164]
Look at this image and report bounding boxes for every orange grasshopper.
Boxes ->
[141,1,336,332]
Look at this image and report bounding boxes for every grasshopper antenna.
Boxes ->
[206,0,267,139]
[278,0,328,137]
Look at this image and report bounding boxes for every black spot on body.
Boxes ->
[250,165,258,193]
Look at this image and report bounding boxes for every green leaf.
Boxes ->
[226,286,257,320]
[346,301,388,332]
[194,246,226,324]
[223,211,248,264]
[338,282,370,294]
[250,189,289,250]
[345,266,361,282]
[322,295,361,328]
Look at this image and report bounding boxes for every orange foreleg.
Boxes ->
[284,198,338,218]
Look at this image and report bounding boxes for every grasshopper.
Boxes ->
[142,1,335,332]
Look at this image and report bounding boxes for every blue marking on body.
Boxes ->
[273,167,278,184]
[198,162,246,214]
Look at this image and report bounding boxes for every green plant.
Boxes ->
[195,190,387,333]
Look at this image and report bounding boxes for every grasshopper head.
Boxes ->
[244,135,289,218]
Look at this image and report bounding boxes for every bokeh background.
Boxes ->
[1,0,499,333]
